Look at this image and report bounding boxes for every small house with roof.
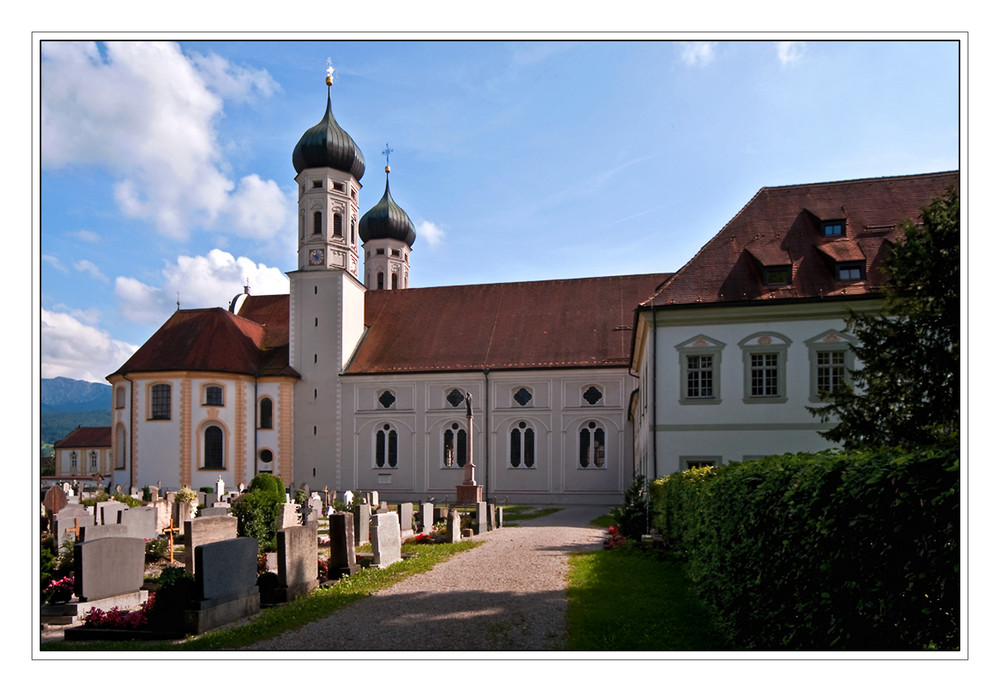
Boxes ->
[53,426,113,477]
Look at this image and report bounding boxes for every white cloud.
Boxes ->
[43,255,68,273]
[777,42,806,65]
[41,309,139,383]
[225,174,292,239]
[114,248,290,326]
[417,220,446,248]
[74,259,108,283]
[680,42,717,67]
[40,41,286,241]
[69,229,101,243]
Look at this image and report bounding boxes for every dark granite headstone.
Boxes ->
[118,506,158,539]
[352,503,371,545]
[184,515,238,574]
[276,523,319,601]
[194,537,258,601]
[74,537,145,601]
[328,512,359,578]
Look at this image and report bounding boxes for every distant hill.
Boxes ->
[40,377,112,458]
[41,376,112,413]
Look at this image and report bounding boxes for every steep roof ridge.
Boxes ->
[642,186,767,307]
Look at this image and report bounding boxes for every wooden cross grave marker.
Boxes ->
[164,519,182,563]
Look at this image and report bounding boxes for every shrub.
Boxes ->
[230,474,285,553]
[650,439,959,650]
[609,474,649,541]
[249,473,286,502]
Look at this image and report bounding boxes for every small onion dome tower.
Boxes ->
[360,152,416,290]
[293,65,365,278]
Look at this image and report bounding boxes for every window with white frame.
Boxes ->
[70,451,77,469]
[739,332,790,403]
[676,335,725,404]
[89,450,98,469]
[806,330,856,402]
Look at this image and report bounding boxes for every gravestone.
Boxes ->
[186,537,259,634]
[445,509,462,543]
[79,523,129,542]
[118,506,158,540]
[43,485,68,517]
[342,489,354,507]
[276,522,319,601]
[366,490,379,506]
[397,502,414,539]
[184,515,238,575]
[96,500,127,526]
[370,512,402,569]
[496,505,504,529]
[55,506,95,556]
[199,506,230,517]
[279,503,300,529]
[420,502,434,533]
[74,537,146,601]
[215,475,225,498]
[475,501,488,535]
[434,506,449,523]
[352,503,371,546]
[328,512,359,579]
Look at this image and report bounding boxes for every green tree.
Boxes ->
[811,187,960,449]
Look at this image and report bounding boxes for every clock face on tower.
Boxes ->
[308,249,324,266]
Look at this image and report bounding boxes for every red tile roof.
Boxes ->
[111,306,297,378]
[645,171,958,308]
[54,426,111,448]
[345,274,671,374]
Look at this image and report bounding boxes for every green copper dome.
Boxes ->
[359,175,416,247]
[292,91,366,180]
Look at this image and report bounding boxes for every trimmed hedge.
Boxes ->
[650,438,959,650]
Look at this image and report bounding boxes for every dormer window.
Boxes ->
[823,220,846,237]
[764,266,792,286]
[836,261,865,281]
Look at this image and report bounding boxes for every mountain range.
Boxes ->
[41,376,112,413]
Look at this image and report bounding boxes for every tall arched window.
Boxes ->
[115,424,127,470]
[510,421,535,469]
[375,424,398,469]
[443,422,468,468]
[204,425,224,469]
[377,272,385,290]
[150,384,171,420]
[259,397,273,429]
[579,421,606,468]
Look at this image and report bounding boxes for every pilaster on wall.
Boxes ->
[235,381,247,488]
[279,380,294,483]
[130,383,138,490]
[180,378,192,488]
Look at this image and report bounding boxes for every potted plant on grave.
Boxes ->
[174,486,198,524]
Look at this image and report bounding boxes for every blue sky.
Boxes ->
[38,38,960,383]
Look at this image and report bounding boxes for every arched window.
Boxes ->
[377,272,385,290]
[204,385,223,406]
[510,421,535,469]
[115,425,127,470]
[313,211,322,234]
[579,421,606,469]
[115,386,125,409]
[443,422,468,468]
[259,397,273,429]
[70,451,78,469]
[375,424,398,469]
[89,450,98,469]
[391,272,399,290]
[150,384,171,420]
[204,425,224,469]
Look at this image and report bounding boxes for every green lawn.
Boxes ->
[565,545,728,650]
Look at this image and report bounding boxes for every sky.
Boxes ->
[37,37,960,384]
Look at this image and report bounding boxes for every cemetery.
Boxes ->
[39,475,505,644]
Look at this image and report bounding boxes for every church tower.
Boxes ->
[360,153,417,290]
[288,66,367,489]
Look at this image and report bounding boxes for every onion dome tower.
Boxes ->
[360,146,416,290]
[292,65,365,279]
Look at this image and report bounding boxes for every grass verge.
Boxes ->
[565,545,728,651]
[40,541,480,652]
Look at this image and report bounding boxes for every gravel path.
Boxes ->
[244,505,607,652]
